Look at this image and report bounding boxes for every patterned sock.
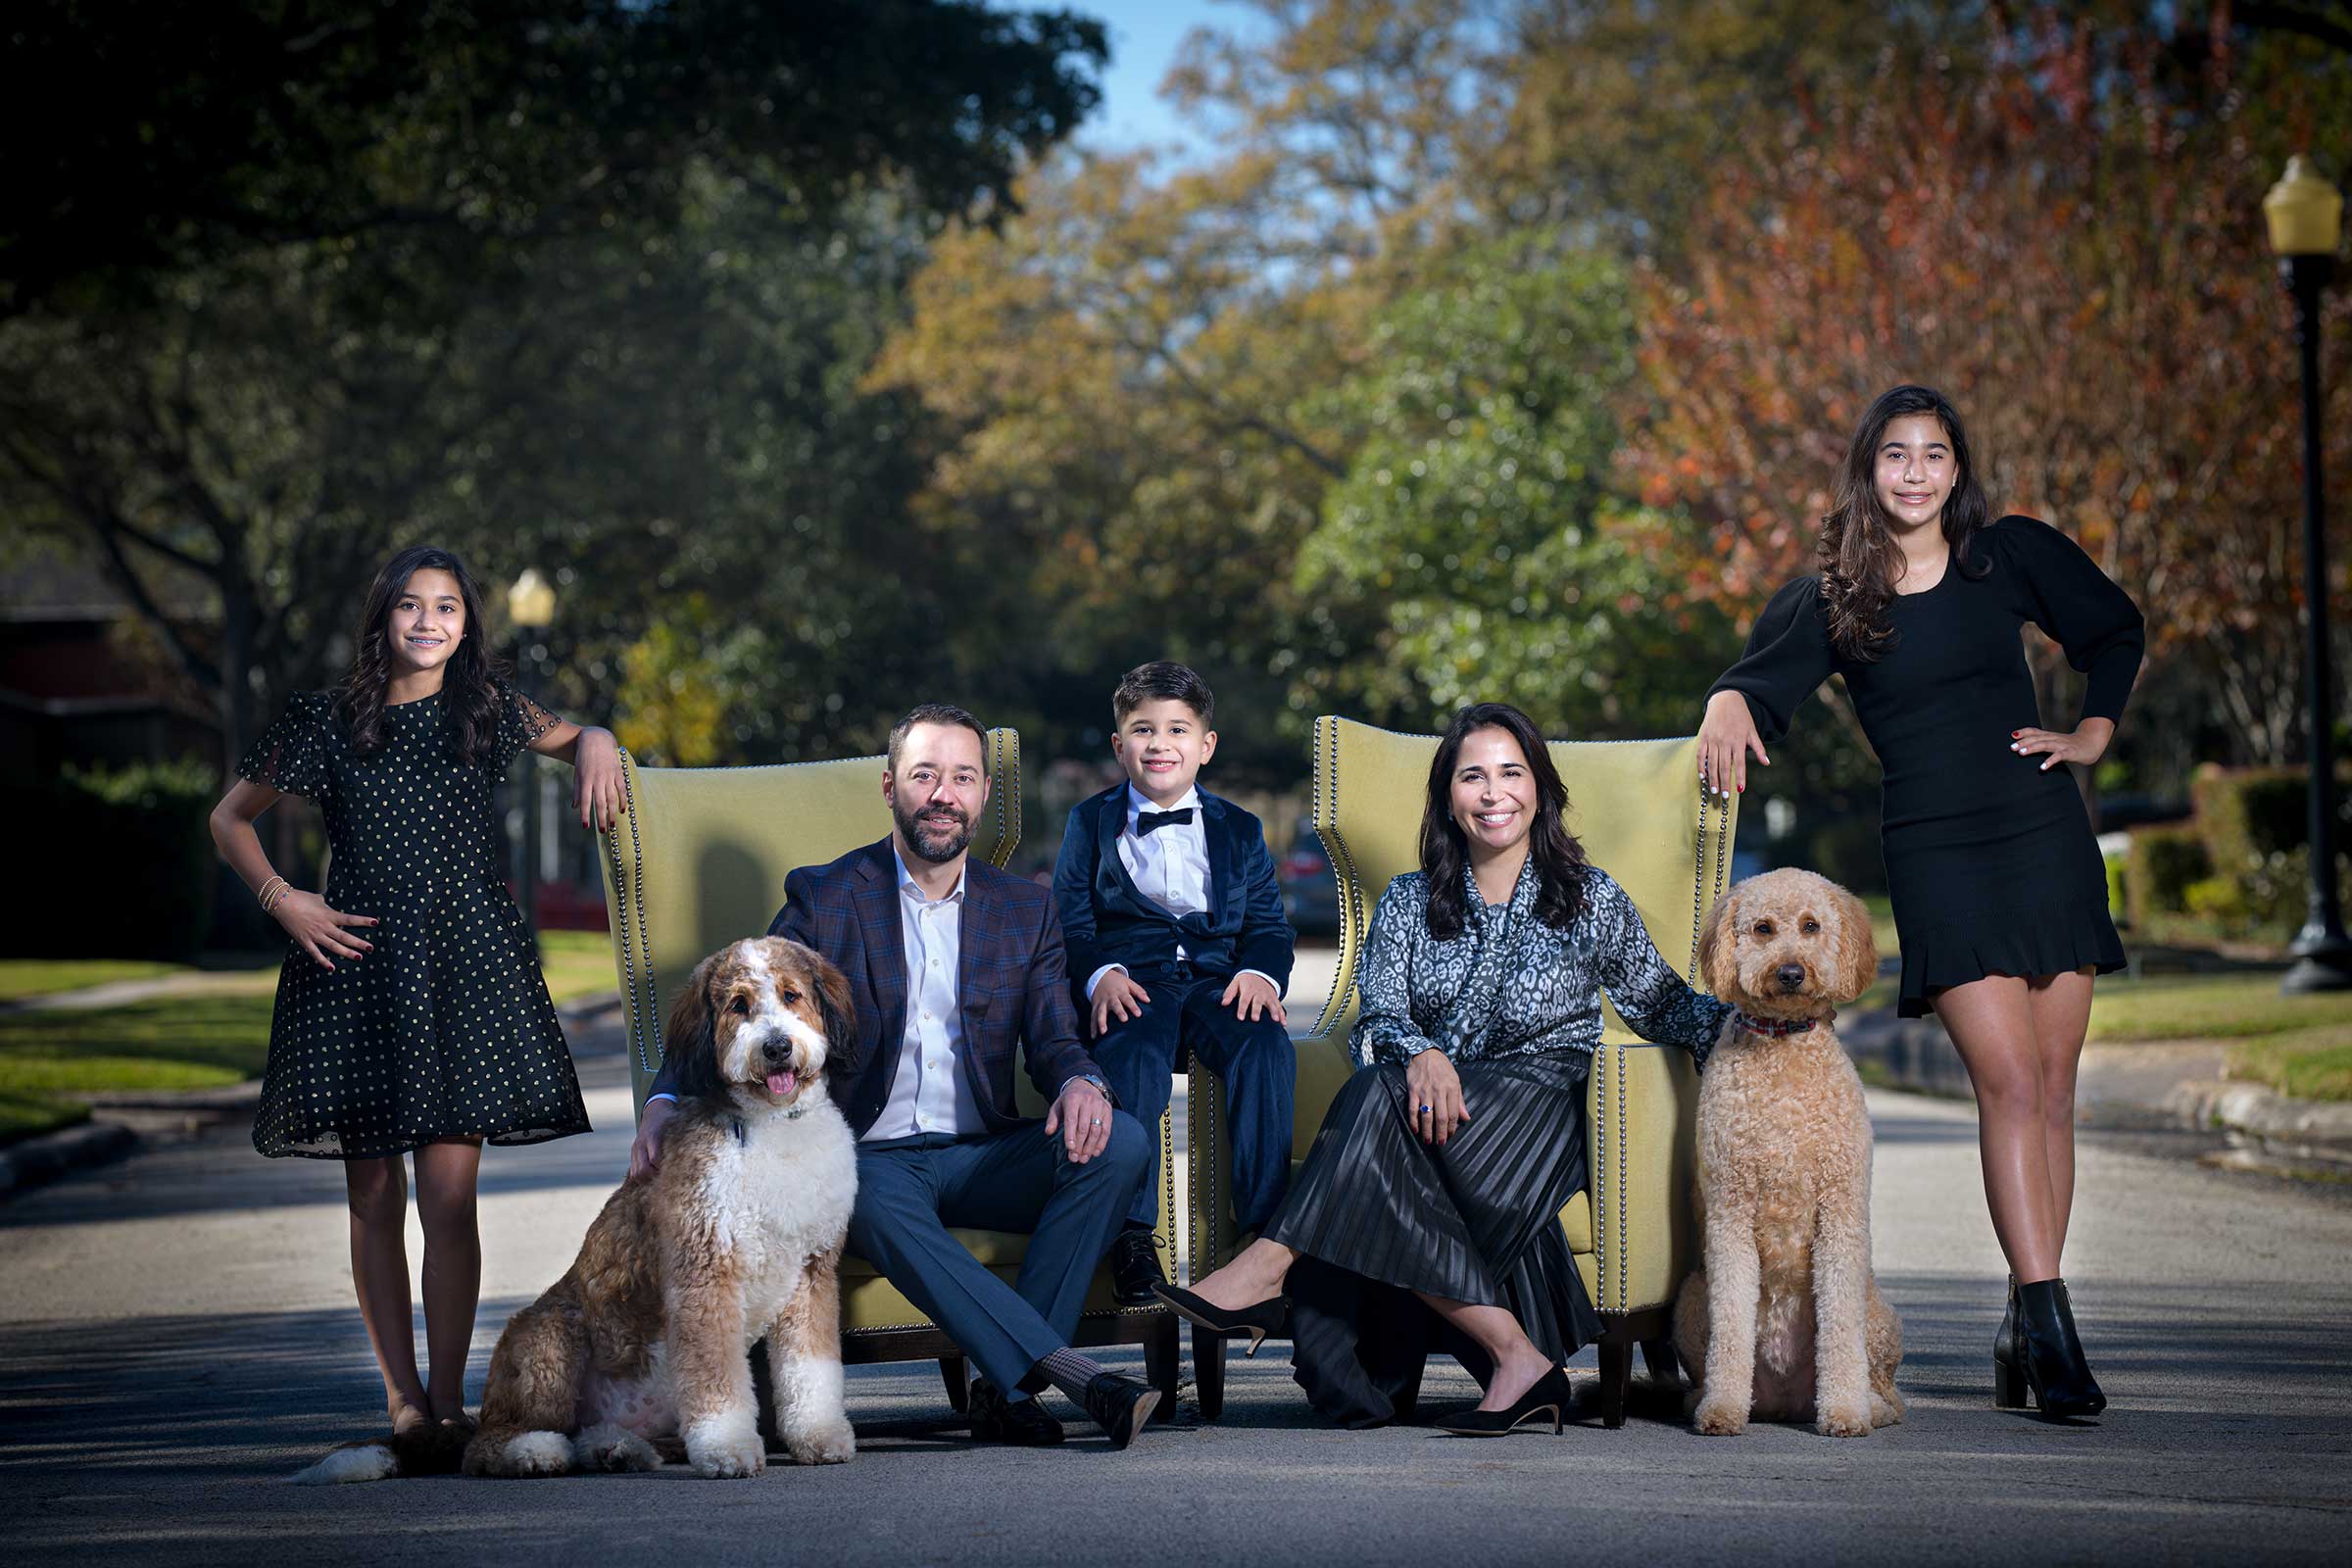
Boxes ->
[1036,1347,1109,1403]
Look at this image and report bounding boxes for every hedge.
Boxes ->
[4,760,220,959]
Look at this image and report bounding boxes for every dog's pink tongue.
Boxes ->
[767,1070,797,1099]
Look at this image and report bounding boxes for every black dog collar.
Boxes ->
[1735,1012,1827,1037]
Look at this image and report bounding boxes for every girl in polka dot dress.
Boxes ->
[208,545,623,1446]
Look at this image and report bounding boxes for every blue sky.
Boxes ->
[1061,0,1266,156]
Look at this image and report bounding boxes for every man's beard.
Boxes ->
[895,799,973,864]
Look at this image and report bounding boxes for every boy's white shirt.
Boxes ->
[1084,782,1282,1003]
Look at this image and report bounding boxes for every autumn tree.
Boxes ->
[1621,13,2352,773]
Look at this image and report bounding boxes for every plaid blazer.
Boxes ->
[765,836,1100,1138]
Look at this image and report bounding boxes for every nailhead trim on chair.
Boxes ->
[602,748,664,1075]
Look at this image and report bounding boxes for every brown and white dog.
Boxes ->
[1672,868,1905,1439]
[289,937,860,1484]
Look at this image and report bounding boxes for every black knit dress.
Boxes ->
[1710,515,2145,1017]
[237,685,592,1159]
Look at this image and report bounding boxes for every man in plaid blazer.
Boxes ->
[631,704,1162,1449]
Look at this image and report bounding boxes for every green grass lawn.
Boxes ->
[0,959,190,1002]
[2094,971,2352,1104]
[539,929,618,1004]
[0,930,618,1146]
[2227,1026,2352,1102]
[2086,972,2352,1044]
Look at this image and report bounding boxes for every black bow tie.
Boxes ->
[1136,808,1195,837]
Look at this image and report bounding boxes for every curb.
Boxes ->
[0,1121,136,1200]
[2166,1079,2352,1166]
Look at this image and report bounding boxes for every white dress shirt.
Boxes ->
[1085,783,1281,1002]
[864,845,990,1142]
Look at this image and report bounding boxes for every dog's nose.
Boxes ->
[1774,963,1806,994]
[760,1039,793,1067]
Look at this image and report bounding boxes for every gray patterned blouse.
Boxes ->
[1348,857,1730,1071]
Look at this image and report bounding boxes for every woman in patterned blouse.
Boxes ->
[1155,703,1729,1433]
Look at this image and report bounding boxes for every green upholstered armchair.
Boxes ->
[1185,716,1736,1426]
[596,733,1179,1414]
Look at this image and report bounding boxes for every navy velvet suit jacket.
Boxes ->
[1051,783,1297,1008]
[648,837,1100,1138]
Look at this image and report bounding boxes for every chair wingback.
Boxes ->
[1295,715,1738,1311]
[597,730,1025,1108]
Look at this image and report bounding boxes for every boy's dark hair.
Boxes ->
[1111,662,1214,728]
[886,702,989,772]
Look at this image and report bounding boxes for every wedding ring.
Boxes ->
[1418,1103,1433,1114]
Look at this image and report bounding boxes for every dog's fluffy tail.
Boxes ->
[285,1419,470,1484]
[288,1440,399,1486]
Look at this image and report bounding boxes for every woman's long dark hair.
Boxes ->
[334,545,510,761]
[1819,384,1993,661]
[1420,703,1592,941]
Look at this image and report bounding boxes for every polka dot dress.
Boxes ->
[237,685,592,1160]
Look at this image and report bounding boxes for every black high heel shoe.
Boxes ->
[2015,1278,2107,1421]
[1992,1273,2029,1409]
[1150,1282,1291,1356]
[1436,1366,1575,1437]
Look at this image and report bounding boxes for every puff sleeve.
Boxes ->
[234,692,337,802]
[492,683,564,771]
[1707,575,1835,744]
[1994,517,2145,724]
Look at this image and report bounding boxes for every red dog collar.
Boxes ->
[1735,1012,1829,1036]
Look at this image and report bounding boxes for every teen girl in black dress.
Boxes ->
[209,546,623,1449]
[1698,385,2142,1422]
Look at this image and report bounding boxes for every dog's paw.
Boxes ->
[1691,1397,1748,1437]
[574,1423,662,1473]
[1817,1399,1873,1439]
[783,1418,856,1466]
[1869,1389,1906,1429]
[684,1416,766,1480]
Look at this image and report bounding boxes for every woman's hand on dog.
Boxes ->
[1046,1078,1113,1162]
[1697,690,1767,801]
[1405,1050,1470,1146]
[629,1098,674,1181]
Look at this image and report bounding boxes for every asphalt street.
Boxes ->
[4,1035,2349,1566]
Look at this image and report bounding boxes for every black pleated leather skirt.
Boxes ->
[1264,1050,1602,1426]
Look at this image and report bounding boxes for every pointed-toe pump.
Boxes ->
[2015,1277,2107,1421]
[1435,1366,1575,1437]
[1150,1281,1291,1356]
[1992,1273,2029,1409]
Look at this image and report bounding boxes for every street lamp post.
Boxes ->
[507,567,558,951]
[2264,156,2352,994]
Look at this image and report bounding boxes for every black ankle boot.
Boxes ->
[2015,1278,2106,1421]
[1993,1273,2028,1408]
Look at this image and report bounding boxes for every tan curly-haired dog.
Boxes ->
[289,936,860,1484]
[1672,868,1905,1439]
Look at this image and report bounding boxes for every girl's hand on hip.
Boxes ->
[275,890,377,969]
[573,727,625,831]
[1405,1049,1469,1147]
[1698,690,1768,801]
[2011,717,2114,771]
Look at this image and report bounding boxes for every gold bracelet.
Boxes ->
[256,875,287,909]
[263,881,295,916]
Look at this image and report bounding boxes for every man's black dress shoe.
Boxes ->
[1434,1366,1575,1437]
[969,1378,1064,1446]
[1080,1372,1161,1450]
[1110,1228,1168,1307]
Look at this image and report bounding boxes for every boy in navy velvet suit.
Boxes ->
[1053,662,1298,1303]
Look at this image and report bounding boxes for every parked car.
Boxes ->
[1279,816,1344,937]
